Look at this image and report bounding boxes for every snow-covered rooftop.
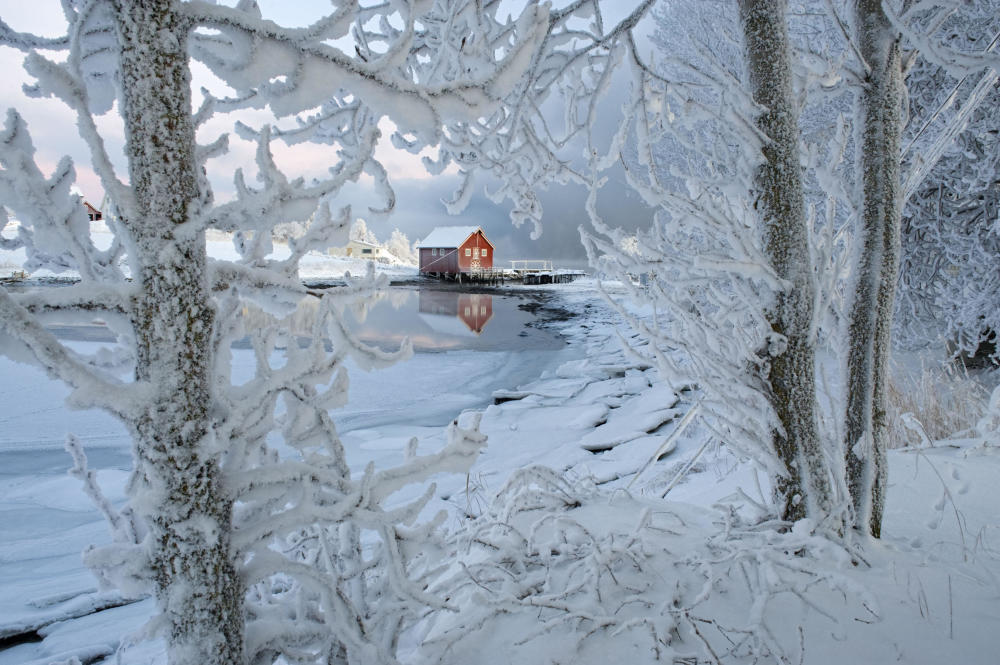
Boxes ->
[347,239,381,248]
[418,226,485,248]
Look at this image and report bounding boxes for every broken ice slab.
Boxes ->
[579,385,681,452]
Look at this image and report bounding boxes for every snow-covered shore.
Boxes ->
[408,281,1000,665]
[1,268,999,664]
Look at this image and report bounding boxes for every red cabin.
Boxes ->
[418,226,494,275]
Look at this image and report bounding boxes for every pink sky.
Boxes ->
[0,1,447,208]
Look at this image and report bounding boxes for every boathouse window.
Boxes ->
[465,248,472,256]
[362,248,372,255]
[431,248,437,256]
[481,248,488,257]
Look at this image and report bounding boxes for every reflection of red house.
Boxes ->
[456,293,493,333]
[418,290,493,335]
[418,226,494,275]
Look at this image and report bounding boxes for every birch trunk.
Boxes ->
[739,0,834,523]
[114,2,244,663]
[844,0,904,538]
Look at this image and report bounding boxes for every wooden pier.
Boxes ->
[509,260,585,284]
[422,260,586,286]
[520,271,581,285]
[423,268,507,285]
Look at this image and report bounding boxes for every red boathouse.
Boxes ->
[418,226,494,276]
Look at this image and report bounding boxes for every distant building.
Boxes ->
[83,201,102,221]
[418,226,494,275]
[327,238,385,259]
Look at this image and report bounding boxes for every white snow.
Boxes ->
[416,226,485,249]
[1,256,999,665]
[0,223,419,283]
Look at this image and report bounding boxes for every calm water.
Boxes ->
[1,286,570,459]
[41,286,567,352]
[344,286,566,352]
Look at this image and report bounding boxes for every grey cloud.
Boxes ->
[358,167,655,269]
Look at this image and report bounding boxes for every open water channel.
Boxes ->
[0,284,576,466]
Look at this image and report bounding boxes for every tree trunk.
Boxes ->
[844,0,904,538]
[114,2,244,663]
[739,0,835,523]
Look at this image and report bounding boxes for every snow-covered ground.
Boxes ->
[2,227,999,663]
[0,286,582,665]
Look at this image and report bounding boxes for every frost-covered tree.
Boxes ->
[350,217,379,246]
[0,1,554,663]
[842,0,906,538]
[574,0,1000,539]
[844,0,1000,536]
[896,3,1000,364]
[387,228,418,265]
[572,0,846,527]
[738,0,836,523]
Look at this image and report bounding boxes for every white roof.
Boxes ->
[418,226,488,248]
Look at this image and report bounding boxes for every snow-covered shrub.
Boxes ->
[974,386,1000,449]
[418,466,873,665]
[888,362,990,448]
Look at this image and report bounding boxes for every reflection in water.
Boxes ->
[418,290,493,335]
[238,286,561,353]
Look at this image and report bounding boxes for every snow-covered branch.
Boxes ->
[887,0,1000,75]
[8,282,129,315]
[0,109,126,281]
[422,0,656,238]
[0,287,145,417]
[186,0,550,136]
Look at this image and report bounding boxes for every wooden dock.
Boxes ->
[422,268,507,285]
[509,260,585,284]
[422,260,586,286]
[520,272,582,285]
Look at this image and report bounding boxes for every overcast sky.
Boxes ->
[0,1,657,265]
